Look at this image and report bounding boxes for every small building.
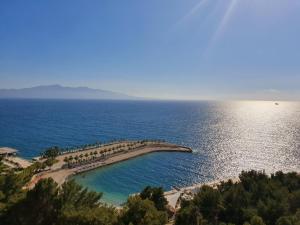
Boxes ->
[0,147,18,157]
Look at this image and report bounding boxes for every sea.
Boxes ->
[0,99,299,205]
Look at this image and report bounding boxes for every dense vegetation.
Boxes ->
[0,161,168,225]
[175,171,300,225]
[42,146,61,158]
[0,162,299,225]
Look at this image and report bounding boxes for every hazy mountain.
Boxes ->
[0,85,139,100]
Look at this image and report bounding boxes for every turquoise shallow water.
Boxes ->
[74,152,210,205]
[0,100,299,204]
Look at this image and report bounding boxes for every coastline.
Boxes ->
[10,139,300,209]
[164,170,300,210]
[73,144,192,175]
[27,141,192,188]
[164,177,240,209]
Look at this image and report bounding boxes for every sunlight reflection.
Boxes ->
[195,101,300,180]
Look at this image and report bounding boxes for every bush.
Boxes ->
[140,186,168,211]
[42,146,60,159]
[120,195,168,225]
[175,171,300,225]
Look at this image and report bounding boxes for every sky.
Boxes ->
[0,0,300,100]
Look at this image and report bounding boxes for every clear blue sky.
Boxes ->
[0,0,299,100]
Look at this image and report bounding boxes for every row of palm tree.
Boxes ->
[59,139,166,156]
[63,146,124,167]
[58,141,103,155]
[62,142,134,158]
[62,140,158,168]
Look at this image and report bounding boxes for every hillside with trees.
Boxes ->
[0,162,299,225]
[175,171,300,225]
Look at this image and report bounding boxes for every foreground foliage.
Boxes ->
[140,186,168,211]
[0,163,299,225]
[120,195,167,225]
[0,162,168,225]
[175,171,300,225]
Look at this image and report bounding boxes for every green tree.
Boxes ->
[2,178,118,225]
[63,157,69,163]
[140,186,168,211]
[219,184,250,224]
[59,206,118,225]
[288,190,300,213]
[193,185,223,224]
[42,146,60,158]
[79,154,83,161]
[45,158,56,167]
[276,210,300,225]
[68,156,73,162]
[250,216,266,225]
[5,178,59,225]
[59,179,102,210]
[175,201,205,225]
[120,195,167,225]
[276,217,293,225]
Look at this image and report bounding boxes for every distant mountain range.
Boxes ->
[0,85,139,100]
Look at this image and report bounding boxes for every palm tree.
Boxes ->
[75,155,79,163]
[63,157,69,164]
[68,156,73,164]
[88,152,93,160]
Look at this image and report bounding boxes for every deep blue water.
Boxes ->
[1,99,300,204]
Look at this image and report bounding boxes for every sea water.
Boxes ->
[0,99,299,204]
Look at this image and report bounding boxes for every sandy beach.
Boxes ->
[164,177,240,209]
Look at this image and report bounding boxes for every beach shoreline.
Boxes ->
[27,141,192,188]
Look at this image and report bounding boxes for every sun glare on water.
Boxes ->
[207,101,300,179]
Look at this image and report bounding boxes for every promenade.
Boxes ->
[28,140,192,188]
